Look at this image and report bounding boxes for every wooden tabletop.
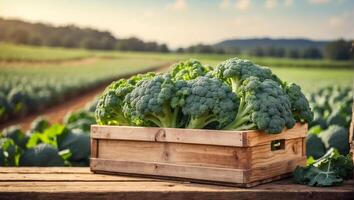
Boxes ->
[0,167,353,200]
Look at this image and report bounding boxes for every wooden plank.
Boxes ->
[97,139,249,169]
[0,173,158,182]
[91,125,245,147]
[91,139,98,158]
[246,157,306,182]
[0,167,89,174]
[0,180,353,200]
[0,168,353,200]
[250,138,304,168]
[91,123,306,147]
[243,123,307,146]
[90,158,246,183]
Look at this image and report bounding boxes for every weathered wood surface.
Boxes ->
[0,167,353,200]
[91,124,307,186]
[91,123,307,147]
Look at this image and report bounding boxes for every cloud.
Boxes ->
[284,0,293,7]
[167,0,187,11]
[219,0,231,9]
[235,0,251,11]
[265,0,278,9]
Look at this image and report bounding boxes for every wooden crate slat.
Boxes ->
[243,123,307,146]
[90,158,246,183]
[246,157,306,182]
[97,139,249,169]
[91,125,245,147]
[91,123,307,147]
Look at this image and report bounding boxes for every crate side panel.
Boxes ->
[250,138,304,169]
[97,139,250,169]
[90,158,246,183]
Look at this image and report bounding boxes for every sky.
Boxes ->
[0,0,353,48]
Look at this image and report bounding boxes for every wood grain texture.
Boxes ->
[91,123,306,147]
[97,139,249,169]
[91,139,98,158]
[0,167,353,200]
[90,158,246,183]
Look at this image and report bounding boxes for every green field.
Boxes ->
[1,42,353,95]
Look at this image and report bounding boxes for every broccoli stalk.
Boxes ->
[223,97,256,130]
[223,77,296,134]
[186,112,220,129]
[143,101,179,128]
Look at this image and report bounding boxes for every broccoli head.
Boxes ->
[223,77,296,134]
[212,58,281,93]
[306,134,326,159]
[124,74,179,127]
[177,76,237,129]
[283,83,313,123]
[95,72,155,126]
[319,125,349,155]
[170,59,212,81]
[19,143,64,166]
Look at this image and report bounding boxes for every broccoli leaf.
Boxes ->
[293,148,353,187]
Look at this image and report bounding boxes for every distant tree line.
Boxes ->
[0,18,169,52]
[178,39,353,60]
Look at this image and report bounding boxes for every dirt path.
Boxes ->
[0,64,171,131]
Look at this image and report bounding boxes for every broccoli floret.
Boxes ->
[283,83,313,123]
[58,129,90,162]
[64,110,95,132]
[19,143,64,166]
[124,74,179,127]
[319,125,349,155]
[95,72,155,126]
[223,77,296,134]
[177,77,237,129]
[309,111,327,129]
[306,134,326,159]
[0,138,19,166]
[170,59,212,81]
[326,106,350,128]
[212,58,281,93]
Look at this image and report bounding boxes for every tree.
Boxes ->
[302,47,322,59]
[324,39,352,60]
[287,48,300,59]
[249,46,265,57]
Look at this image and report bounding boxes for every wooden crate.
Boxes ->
[90,123,307,187]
